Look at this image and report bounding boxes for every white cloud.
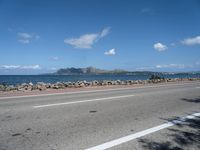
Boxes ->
[49,56,59,61]
[0,65,20,69]
[18,39,30,44]
[21,65,41,69]
[64,34,98,48]
[136,66,154,70]
[0,65,41,70]
[156,64,185,69]
[100,27,110,37]
[153,42,168,51]
[64,27,110,49]
[18,32,39,44]
[104,48,116,55]
[18,33,32,39]
[181,36,200,45]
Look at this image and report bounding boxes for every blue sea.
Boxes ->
[0,74,199,85]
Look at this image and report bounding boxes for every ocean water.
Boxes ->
[0,74,199,85]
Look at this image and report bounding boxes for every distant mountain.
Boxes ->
[54,67,127,75]
[53,67,164,75]
[40,67,200,76]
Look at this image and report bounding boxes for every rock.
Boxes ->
[101,80,108,86]
[107,81,113,85]
[0,84,6,91]
[126,80,134,85]
[137,80,143,84]
[83,81,90,86]
[27,85,33,91]
[65,82,73,88]
[45,83,51,88]
[5,85,16,91]
[120,81,126,85]
[51,84,59,89]
[38,85,46,91]
[79,82,85,87]
[115,80,121,85]
[32,85,38,90]
[74,82,79,88]
[28,82,33,86]
[36,82,46,91]
[55,82,65,89]
[92,80,99,86]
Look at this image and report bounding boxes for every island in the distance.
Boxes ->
[43,66,199,76]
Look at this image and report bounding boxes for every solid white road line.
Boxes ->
[196,87,200,88]
[0,82,198,100]
[85,112,200,150]
[33,94,135,108]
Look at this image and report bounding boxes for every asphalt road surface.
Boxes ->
[0,82,200,150]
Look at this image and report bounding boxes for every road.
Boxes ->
[0,82,200,150]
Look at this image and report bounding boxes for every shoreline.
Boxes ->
[0,78,199,98]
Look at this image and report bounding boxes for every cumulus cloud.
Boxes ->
[18,32,39,44]
[181,36,200,45]
[153,42,168,51]
[64,27,110,49]
[0,65,41,70]
[156,64,185,69]
[104,48,116,55]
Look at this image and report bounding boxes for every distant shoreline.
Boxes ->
[0,73,200,86]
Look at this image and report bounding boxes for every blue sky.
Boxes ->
[0,0,200,74]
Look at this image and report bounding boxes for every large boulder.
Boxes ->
[65,82,73,88]
[55,82,65,89]
[36,82,47,91]
[0,84,6,91]
[92,80,99,86]
[115,80,121,85]
[79,82,85,87]
[83,80,90,86]
[5,85,16,91]
[74,83,80,88]
[101,80,108,86]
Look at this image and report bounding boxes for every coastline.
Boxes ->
[0,78,199,98]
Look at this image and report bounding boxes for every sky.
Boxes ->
[0,0,200,74]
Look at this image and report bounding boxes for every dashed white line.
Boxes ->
[85,112,200,150]
[33,94,135,108]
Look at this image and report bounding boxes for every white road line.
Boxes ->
[33,94,135,108]
[0,82,198,100]
[196,87,200,89]
[85,112,200,150]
